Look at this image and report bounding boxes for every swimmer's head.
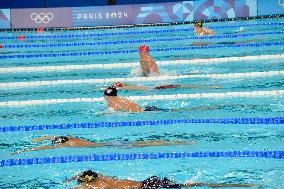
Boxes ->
[52,136,69,144]
[104,87,117,97]
[194,21,203,28]
[139,45,150,53]
[77,170,98,184]
[113,82,125,88]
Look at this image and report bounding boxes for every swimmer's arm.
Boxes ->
[32,136,56,142]
[148,57,160,75]
[11,145,60,155]
[203,28,216,35]
[171,105,220,112]
[64,174,81,183]
[182,182,259,188]
[125,86,151,91]
[123,85,151,91]
[131,140,196,148]
[179,85,223,89]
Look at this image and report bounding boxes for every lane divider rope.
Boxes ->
[0,70,283,88]
[0,22,283,40]
[0,90,283,107]
[1,151,283,167]
[1,42,283,60]
[0,54,282,73]
[0,117,283,133]
[3,31,283,49]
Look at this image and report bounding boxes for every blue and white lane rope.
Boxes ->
[0,117,283,133]
[1,151,283,167]
[0,90,283,107]
[1,70,282,88]
[0,42,283,60]
[3,31,283,49]
[0,54,282,73]
[0,22,283,40]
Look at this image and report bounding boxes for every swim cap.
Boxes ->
[113,82,125,88]
[139,45,150,52]
[194,21,203,27]
[104,87,117,96]
[52,136,69,144]
[77,170,98,183]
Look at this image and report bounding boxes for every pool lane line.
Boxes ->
[0,70,283,88]
[0,117,283,133]
[0,42,283,60]
[0,54,282,73]
[3,31,283,49]
[1,150,283,167]
[0,90,283,107]
[0,22,283,41]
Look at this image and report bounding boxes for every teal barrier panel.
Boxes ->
[0,9,10,29]
[258,0,284,16]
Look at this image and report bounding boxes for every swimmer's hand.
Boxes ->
[63,174,80,183]
[10,150,26,155]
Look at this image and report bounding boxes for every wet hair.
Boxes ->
[104,87,117,96]
[52,136,69,144]
[77,170,99,184]
[194,21,203,27]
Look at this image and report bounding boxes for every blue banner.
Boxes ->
[1,0,283,29]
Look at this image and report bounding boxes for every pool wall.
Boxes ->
[0,0,283,29]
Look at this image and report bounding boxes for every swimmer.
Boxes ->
[65,170,259,189]
[104,86,219,112]
[194,21,216,36]
[11,136,191,155]
[139,45,160,76]
[113,82,223,91]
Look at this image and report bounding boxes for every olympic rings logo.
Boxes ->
[30,13,54,24]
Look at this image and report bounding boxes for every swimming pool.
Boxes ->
[0,17,283,188]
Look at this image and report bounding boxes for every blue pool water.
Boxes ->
[0,18,283,188]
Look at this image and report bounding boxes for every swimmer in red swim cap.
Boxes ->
[112,82,223,91]
[139,45,160,76]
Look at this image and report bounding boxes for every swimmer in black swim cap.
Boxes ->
[77,170,99,184]
[104,86,220,112]
[12,135,191,155]
[65,170,259,188]
[194,21,216,36]
[104,86,143,112]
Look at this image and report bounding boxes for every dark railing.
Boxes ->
[0,0,182,8]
